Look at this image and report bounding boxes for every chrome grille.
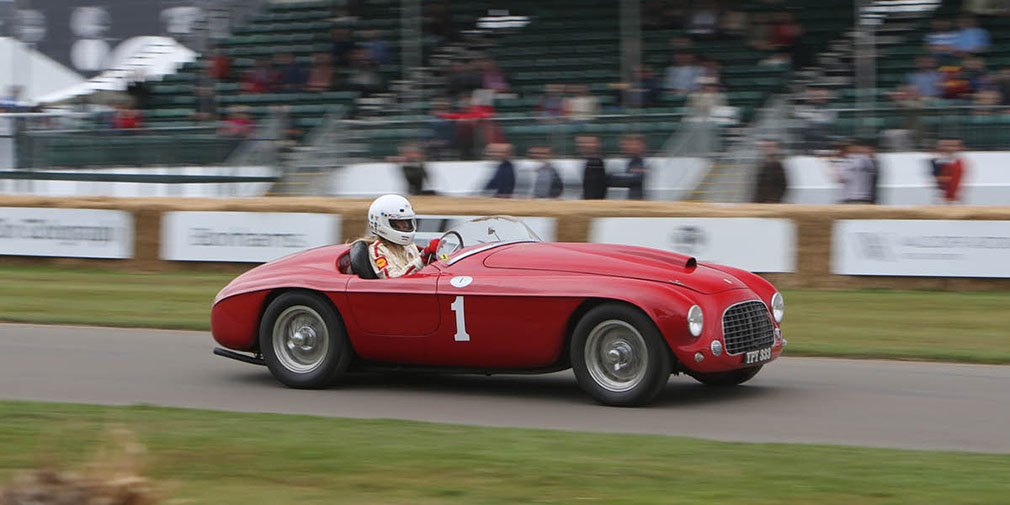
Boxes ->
[721,300,774,355]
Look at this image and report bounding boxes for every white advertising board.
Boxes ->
[589,217,796,273]
[413,215,557,246]
[0,207,133,259]
[161,211,340,262]
[832,220,1010,277]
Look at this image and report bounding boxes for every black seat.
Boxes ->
[349,240,378,279]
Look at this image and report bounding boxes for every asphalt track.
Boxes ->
[1,323,1008,453]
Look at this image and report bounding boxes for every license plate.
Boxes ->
[744,347,772,365]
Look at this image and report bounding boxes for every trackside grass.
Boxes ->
[1,266,1009,363]
[1,400,1008,505]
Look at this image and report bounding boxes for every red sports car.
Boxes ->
[211,216,786,406]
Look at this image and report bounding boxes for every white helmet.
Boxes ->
[368,194,416,246]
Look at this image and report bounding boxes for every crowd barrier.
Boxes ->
[1,195,1009,291]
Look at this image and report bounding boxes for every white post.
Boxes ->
[619,0,641,110]
[854,0,878,139]
[400,0,422,107]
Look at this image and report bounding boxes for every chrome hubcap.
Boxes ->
[273,305,328,374]
[585,320,648,392]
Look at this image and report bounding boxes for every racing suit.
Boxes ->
[368,239,426,279]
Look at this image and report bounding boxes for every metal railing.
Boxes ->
[333,111,691,162]
[789,104,1010,152]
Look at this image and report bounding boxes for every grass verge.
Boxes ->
[1,265,1009,363]
[1,400,1008,505]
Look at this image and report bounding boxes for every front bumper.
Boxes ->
[665,289,786,374]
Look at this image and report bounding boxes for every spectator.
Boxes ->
[965,0,1010,15]
[424,1,459,45]
[484,143,516,198]
[330,27,357,67]
[578,135,607,200]
[192,84,218,122]
[687,1,719,38]
[794,88,837,153]
[218,107,256,138]
[885,85,926,150]
[125,71,151,110]
[530,146,563,199]
[347,48,383,95]
[441,96,498,159]
[394,143,430,196]
[939,63,971,99]
[536,84,566,122]
[426,99,455,159]
[925,20,957,57]
[208,48,232,81]
[610,135,648,199]
[686,78,730,123]
[954,16,990,54]
[447,61,482,100]
[275,53,307,92]
[752,140,789,203]
[905,56,942,98]
[564,85,599,123]
[720,8,748,39]
[930,138,967,204]
[963,57,995,93]
[361,29,390,66]
[664,53,702,94]
[477,57,509,95]
[306,52,334,92]
[837,138,879,204]
[110,103,142,130]
[626,65,662,108]
[995,68,1010,105]
[240,59,273,94]
[769,12,802,51]
[747,13,772,51]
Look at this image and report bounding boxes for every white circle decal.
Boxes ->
[449,276,473,288]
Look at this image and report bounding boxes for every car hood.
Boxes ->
[483,242,746,294]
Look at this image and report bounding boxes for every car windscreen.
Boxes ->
[435,216,542,261]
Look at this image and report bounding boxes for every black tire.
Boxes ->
[259,291,352,389]
[570,303,672,407]
[688,365,763,387]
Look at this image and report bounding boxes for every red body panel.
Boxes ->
[210,241,785,373]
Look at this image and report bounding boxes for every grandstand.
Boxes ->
[132,0,855,160]
[7,0,1010,202]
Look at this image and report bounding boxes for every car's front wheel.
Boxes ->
[688,365,763,387]
[571,303,672,407]
[259,291,351,389]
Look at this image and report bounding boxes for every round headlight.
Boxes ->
[687,305,704,337]
[771,292,784,323]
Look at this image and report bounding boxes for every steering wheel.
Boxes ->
[435,231,464,260]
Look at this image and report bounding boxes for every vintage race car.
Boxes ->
[211,216,786,406]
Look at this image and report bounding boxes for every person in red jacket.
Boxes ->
[931,138,967,204]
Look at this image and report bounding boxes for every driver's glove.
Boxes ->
[421,238,441,263]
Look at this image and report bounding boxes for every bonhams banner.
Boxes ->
[161,211,340,263]
[832,220,1010,277]
[0,207,133,258]
[589,217,796,273]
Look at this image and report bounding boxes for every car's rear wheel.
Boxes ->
[688,365,763,387]
[259,291,351,389]
[571,304,671,407]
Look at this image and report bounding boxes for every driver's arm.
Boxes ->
[419,238,440,264]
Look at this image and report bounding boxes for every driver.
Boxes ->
[365,194,440,278]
